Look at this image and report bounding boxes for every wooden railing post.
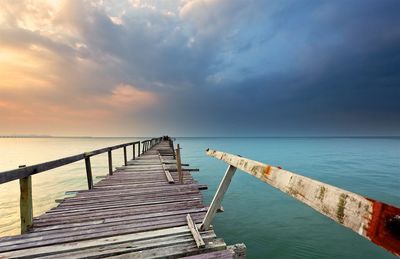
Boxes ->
[132,144,135,160]
[176,144,183,184]
[19,165,33,234]
[84,155,93,190]
[170,139,176,159]
[200,165,237,231]
[123,146,127,166]
[108,149,113,175]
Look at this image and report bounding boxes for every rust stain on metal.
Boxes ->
[206,149,400,256]
[263,165,271,177]
[365,198,400,256]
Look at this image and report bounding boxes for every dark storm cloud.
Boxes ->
[144,0,400,136]
[1,0,399,136]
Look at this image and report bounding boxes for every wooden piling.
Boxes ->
[84,156,93,190]
[176,144,183,184]
[123,146,127,166]
[108,150,113,175]
[170,139,176,159]
[19,165,33,234]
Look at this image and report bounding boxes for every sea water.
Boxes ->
[0,137,399,258]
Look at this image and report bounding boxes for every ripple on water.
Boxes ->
[1,137,399,259]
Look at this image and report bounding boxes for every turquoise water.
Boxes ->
[0,137,399,258]
[177,137,399,259]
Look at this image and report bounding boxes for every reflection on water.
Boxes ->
[177,137,400,259]
[0,137,141,236]
[0,137,399,259]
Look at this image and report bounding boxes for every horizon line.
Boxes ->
[1,135,400,139]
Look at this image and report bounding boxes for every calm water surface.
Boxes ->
[0,137,399,259]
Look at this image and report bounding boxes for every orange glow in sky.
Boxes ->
[0,0,159,136]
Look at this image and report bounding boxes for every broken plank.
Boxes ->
[187,214,205,248]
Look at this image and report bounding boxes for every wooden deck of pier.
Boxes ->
[0,140,240,258]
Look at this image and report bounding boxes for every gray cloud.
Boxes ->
[0,0,399,136]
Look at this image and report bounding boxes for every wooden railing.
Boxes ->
[202,149,400,257]
[0,137,163,234]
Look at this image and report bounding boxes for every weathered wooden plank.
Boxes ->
[106,238,226,259]
[1,226,215,258]
[32,202,204,227]
[176,144,183,184]
[54,185,202,200]
[61,184,204,197]
[62,233,217,259]
[123,146,127,166]
[108,150,113,175]
[0,218,207,252]
[0,141,140,184]
[0,214,209,250]
[36,234,222,259]
[19,174,33,234]
[200,165,236,231]
[159,153,175,183]
[0,139,232,259]
[182,250,234,259]
[42,196,202,216]
[207,149,400,256]
[84,156,93,190]
[187,214,205,248]
[29,208,210,234]
[51,189,202,204]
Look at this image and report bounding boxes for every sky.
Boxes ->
[0,0,399,137]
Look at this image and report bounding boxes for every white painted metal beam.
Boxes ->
[206,149,400,256]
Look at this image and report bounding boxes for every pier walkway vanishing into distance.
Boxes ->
[0,137,244,258]
[0,136,399,258]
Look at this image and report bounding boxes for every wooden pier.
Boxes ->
[0,136,399,258]
[0,138,244,258]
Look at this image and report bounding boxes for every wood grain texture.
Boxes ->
[19,175,32,234]
[200,165,236,231]
[187,214,205,248]
[0,139,233,258]
[0,141,141,184]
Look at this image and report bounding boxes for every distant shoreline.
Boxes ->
[1,136,399,139]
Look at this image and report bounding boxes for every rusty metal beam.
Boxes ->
[206,149,400,256]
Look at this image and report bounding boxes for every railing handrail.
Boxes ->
[0,136,164,234]
[0,139,161,185]
[205,149,400,256]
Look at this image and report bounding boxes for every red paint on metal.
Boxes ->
[366,198,400,256]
